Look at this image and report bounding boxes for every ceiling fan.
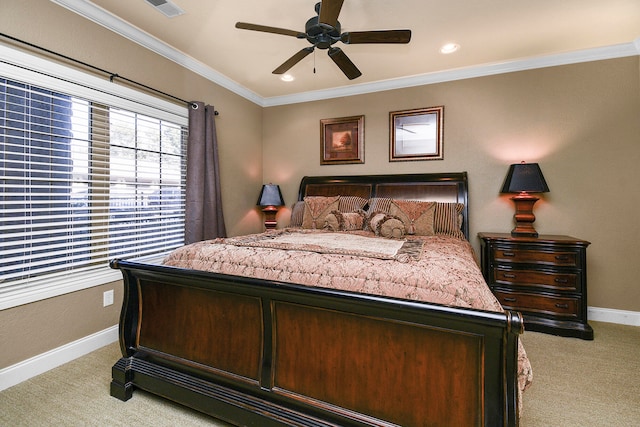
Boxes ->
[235,0,411,80]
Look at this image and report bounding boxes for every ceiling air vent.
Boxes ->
[145,0,185,18]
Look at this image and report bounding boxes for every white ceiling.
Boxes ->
[53,0,640,106]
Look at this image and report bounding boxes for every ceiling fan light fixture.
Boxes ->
[440,43,460,54]
[280,74,295,82]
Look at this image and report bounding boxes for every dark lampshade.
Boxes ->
[501,162,549,238]
[501,162,550,194]
[257,184,285,207]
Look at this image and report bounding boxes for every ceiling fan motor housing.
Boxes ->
[305,16,341,49]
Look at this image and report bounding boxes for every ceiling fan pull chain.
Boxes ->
[313,49,316,74]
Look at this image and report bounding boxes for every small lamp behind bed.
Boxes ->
[257,184,285,230]
[501,162,550,237]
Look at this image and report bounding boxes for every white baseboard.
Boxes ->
[0,325,118,392]
[589,306,640,327]
[2,307,639,392]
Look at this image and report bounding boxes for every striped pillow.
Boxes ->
[366,197,393,215]
[434,202,465,239]
[338,196,368,213]
[289,201,305,227]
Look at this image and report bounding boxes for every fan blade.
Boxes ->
[235,22,305,38]
[342,30,412,44]
[328,47,361,80]
[318,0,344,28]
[273,47,314,74]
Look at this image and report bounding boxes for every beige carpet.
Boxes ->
[1,321,638,426]
[519,321,640,427]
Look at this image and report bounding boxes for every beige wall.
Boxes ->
[1,0,638,370]
[0,0,263,368]
[0,282,123,368]
[263,57,640,313]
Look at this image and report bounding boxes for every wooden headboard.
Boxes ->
[297,172,469,239]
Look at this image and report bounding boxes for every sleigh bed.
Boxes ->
[110,172,532,426]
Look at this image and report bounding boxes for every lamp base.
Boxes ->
[510,193,540,238]
[511,229,539,238]
[262,206,278,230]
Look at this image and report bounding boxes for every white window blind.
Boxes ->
[0,44,188,308]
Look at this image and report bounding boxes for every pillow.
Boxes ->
[302,196,340,229]
[368,212,386,233]
[434,202,465,239]
[388,200,435,236]
[380,217,405,239]
[338,196,368,213]
[324,210,366,231]
[289,201,305,227]
[366,197,393,216]
[369,212,405,239]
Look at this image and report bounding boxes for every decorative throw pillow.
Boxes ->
[388,200,435,236]
[434,202,465,239]
[289,201,305,228]
[338,196,368,213]
[378,216,405,239]
[368,212,387,233]
[369,213,405,238]
[324,210,366,231]
[302,196,340,229]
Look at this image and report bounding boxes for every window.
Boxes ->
[0,44,188,308]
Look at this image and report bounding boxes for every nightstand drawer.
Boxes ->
[493,268,578,291]
[494,290,579,318]
[493,248,578,267]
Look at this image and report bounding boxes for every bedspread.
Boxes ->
[163,229,533,403]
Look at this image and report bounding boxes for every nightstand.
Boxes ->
[478,232,593,340]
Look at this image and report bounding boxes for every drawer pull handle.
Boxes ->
[555,255,570,261]
[554,278,568,283]
[503,252,516,257]
[503,297,517,302]
[555,303,569,309]
[503,273,516,278]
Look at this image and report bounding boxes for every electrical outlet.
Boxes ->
[103,289,114,307]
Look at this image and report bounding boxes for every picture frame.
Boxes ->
[320,115,364,165]
[389,106,444,161]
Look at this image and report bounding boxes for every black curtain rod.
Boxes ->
[0,32,218,115]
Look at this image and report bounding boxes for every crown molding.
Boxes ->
[51,0,263,106]
[53,1,639,108]
[263,39,640,107]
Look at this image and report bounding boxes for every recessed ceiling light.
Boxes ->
[440,43,460,54]
[280,74,295,82]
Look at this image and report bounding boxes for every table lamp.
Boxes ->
[501,162,549,237]
[257,184,285,229]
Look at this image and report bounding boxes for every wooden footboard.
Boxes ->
[110,259,523,426]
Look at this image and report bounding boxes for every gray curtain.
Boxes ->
[185,102,226,244]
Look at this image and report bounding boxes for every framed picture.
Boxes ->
[320,115,364,165]
[389,106,444,161]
